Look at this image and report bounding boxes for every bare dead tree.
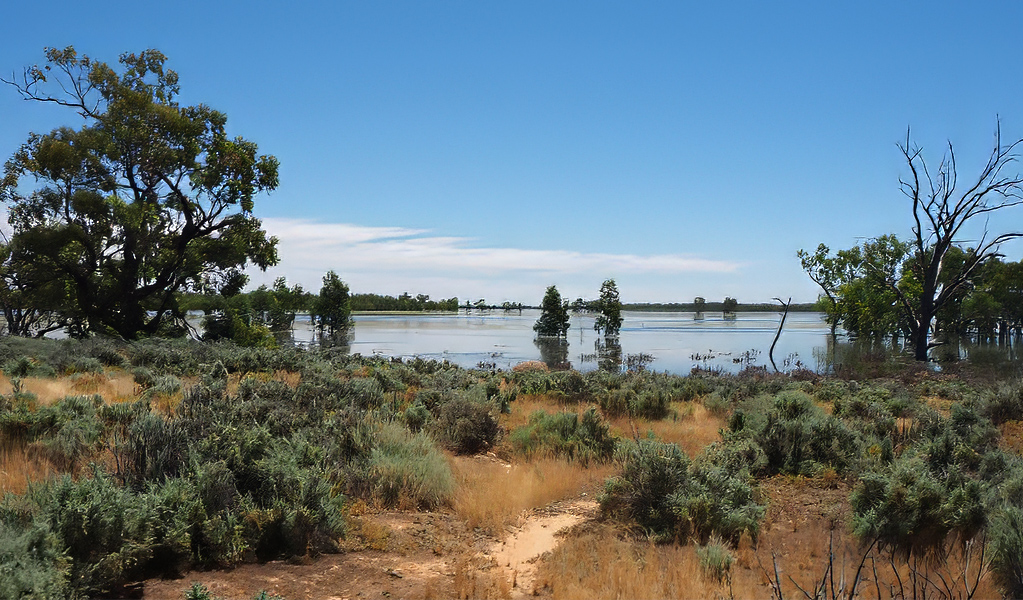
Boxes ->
[769,297,791,372]
[879,120,1023,361]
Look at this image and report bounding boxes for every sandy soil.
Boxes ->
[483,499,598,598]
[142,498,596,600]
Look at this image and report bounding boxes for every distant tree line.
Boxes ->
[350,293,459,312]
[619,300,817,312]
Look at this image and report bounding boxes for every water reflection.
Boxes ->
[266,310,839,375]
[204,310,1023,375]
[534,337,571,370]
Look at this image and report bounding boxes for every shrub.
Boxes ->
[991,505,1023,599]
[755,390,861,476]
[600,440,763,544]
[432,397,500,454]
[0,520,70,600]
[509,408,616,465]
[983,379,1023,424]
[369,422,454,509]
[697,537,734,583]
[403,401,431,433]
[850,456,985,556]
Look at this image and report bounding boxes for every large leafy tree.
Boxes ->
[0,47,279,338]
[801,123,1023,359]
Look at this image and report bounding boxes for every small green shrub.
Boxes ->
[697,537,734,583]
[432,397,499,454]
[991,505,1023,599]
[984,380,1023,424]
[600,440,763,544]
[509,408,616,465]
[369,422,454,509]
[403,401,431,433]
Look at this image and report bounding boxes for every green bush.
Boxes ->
[983,379,1023,424]
[850,456,985,556]
[0,520,70,600]
[600,440,763,544]
[509,408,616,465]
[369,422,454,509]
[432,397,500,454]
[991,505,1023,599]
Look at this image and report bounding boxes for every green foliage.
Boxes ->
[533,285,570,338]
[593,279,624,338]
[696,537,734,583]
[349,292,458,312]
[0,520,70,600]
[991,505,1023,599]
[600,440,764,544]
[509,408,617,465]
[983,379,1023,424]
[369,422,454,509]
[0,47,279,339]
[726,390,862,477]
[850,456,985,555]
[432,397,500,454]
[314,271,351,334]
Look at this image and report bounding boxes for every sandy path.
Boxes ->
[485,499,598,597]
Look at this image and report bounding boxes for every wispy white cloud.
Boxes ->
[262,217,741,276]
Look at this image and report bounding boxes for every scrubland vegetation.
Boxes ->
[0,337,1022,599]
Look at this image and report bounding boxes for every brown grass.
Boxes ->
[1000,420,1023,455]
[535,525,731,599]
[0,373,138,405]
[453,557,514,600]
[451,457,611,536]
[0,439,59,496]
[608,401,723,457]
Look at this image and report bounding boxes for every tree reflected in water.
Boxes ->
[535,337,571,370]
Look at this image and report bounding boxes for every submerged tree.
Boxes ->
[314,270,351,335]
[534,285,570,338]
[594,279,623,338]
[0,47,279,338]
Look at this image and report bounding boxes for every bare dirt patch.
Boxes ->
[484,500,598,597]
[143,510,477,600]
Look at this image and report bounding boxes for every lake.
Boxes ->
[279,310,837,375]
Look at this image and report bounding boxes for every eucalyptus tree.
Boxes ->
[0,47,279,338]
[890,123,1023,360]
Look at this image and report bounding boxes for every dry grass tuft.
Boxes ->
[451,457,611,536]
[1000,420,1023,455]
[0,373,137,406]
[608,401,723,457]
[453,557,513,600]
[535,526,730,599]
[512,361,549,373]
[0,439,58,496]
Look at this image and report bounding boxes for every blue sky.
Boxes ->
[2,1,1022,304]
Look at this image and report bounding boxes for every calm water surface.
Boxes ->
[284,310,837,375]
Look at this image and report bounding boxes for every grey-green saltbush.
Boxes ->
[600,440,763,544]
[509,408,616,465]
[369,422,453,509]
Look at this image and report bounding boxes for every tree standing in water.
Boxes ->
[534,285,570,337]
[594,279,623,337]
